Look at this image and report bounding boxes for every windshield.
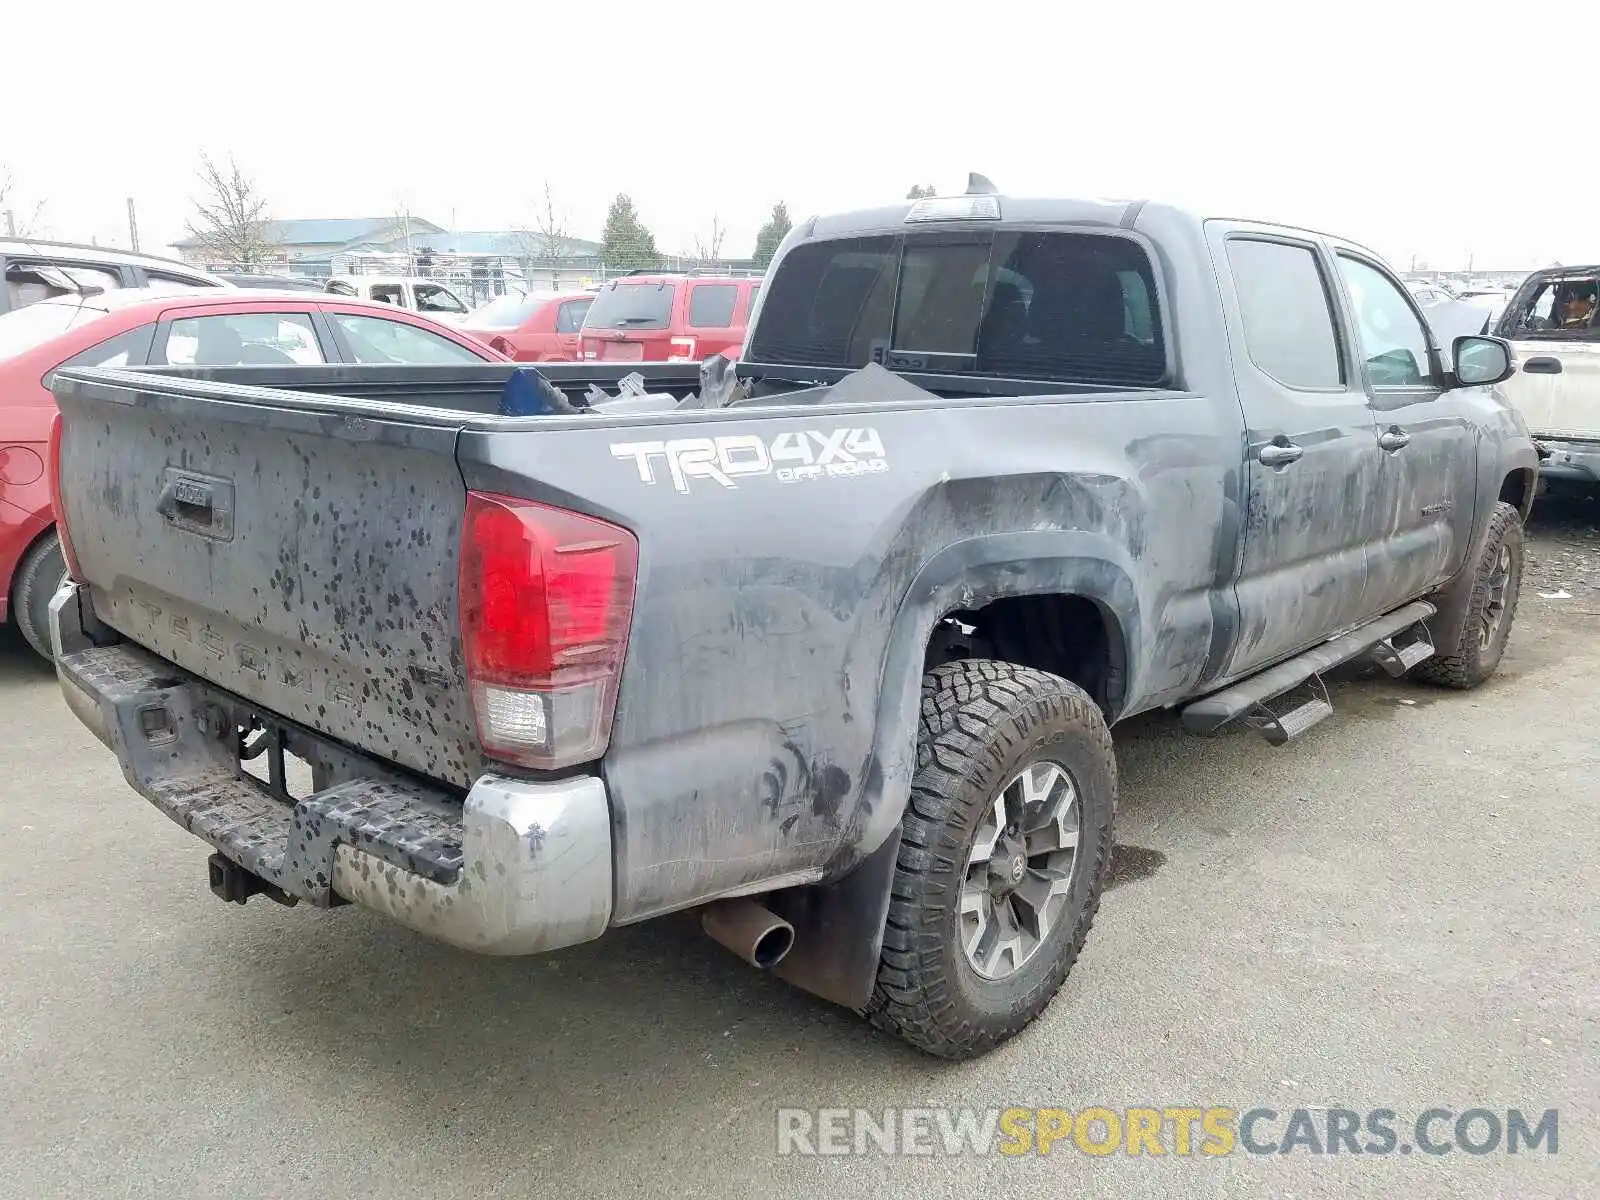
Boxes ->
[0,300,108,361]
[583,281,676,330]
[463,293,545,329]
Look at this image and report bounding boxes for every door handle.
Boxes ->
[1522,356,1564,375]
[1377,427,1411,452]
[1256,440,1304,467]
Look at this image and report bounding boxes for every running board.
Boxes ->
[1181,601,1436,737]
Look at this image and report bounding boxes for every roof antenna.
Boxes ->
[966,172,998,195]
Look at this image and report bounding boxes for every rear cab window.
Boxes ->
[745,230,1165,387]
[584,281,677,330]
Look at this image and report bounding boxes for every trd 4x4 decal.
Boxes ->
[610,428,887,494]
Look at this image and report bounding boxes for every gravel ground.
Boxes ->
[0,506,1595,1200]
[1525,487,1600,598]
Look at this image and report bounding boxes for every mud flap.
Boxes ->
[765,827,903,1011]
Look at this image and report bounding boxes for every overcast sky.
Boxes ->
[5,1,1590,270]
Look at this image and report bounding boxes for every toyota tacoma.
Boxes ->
[46,182,1538,1058]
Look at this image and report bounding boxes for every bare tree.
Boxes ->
[514,181,571,262]
[0,165,47,238]
[691,215,727,263]
[184,153,277,269]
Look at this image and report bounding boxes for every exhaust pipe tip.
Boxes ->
[700,899,795,970]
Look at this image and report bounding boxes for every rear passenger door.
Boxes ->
[1331,249,1477,604]
[1210,227,1387,679]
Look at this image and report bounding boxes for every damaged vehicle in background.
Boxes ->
[1,238,225,315]
[46,181,1536,1060]
[1494,264,1600,494]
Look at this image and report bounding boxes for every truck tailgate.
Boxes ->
[52,370,482,788]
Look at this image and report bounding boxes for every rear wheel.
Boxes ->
[866,660,1116,1059]
[1413,501,1524,689]
[11,531,67,663]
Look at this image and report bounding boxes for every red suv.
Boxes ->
[459,290,594,361]
[579,271,761,363]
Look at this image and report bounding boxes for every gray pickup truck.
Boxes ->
[47,184,1538,1060]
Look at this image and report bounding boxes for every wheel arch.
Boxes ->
[857,531,1140,860]
[767,532,1141,1013]
[1499,465,1536,523]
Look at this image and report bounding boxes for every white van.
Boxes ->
[323,275,471,323]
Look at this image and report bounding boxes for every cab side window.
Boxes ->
[1336,256,1432,387]
[1225,238,1344,389]
[415,283,467,314]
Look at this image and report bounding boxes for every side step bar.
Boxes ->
[1181,601,1436,739]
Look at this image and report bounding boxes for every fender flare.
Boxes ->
[772,531,1141,1011]
[852,529,1141,862]
[1429,435,1539,650]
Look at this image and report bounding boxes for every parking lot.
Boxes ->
[1,497,1594,1200]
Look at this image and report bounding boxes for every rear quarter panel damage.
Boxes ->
[459,387,1237,924]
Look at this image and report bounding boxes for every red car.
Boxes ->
[1,287,505,661]
[458,290,594,361]
[579,272,761,363]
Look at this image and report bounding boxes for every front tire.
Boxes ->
[12,531,68,663]
[866,660,1117,1060]
[1413,501,1524,689]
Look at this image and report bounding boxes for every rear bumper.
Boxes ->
[1535,438,1600,485]
[50,581,613,956]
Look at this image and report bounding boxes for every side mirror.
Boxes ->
[1450,335,1513,387]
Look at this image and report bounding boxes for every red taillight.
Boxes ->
[459,491,638,770]
[667,336,698,362]
[46,411,83,580]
